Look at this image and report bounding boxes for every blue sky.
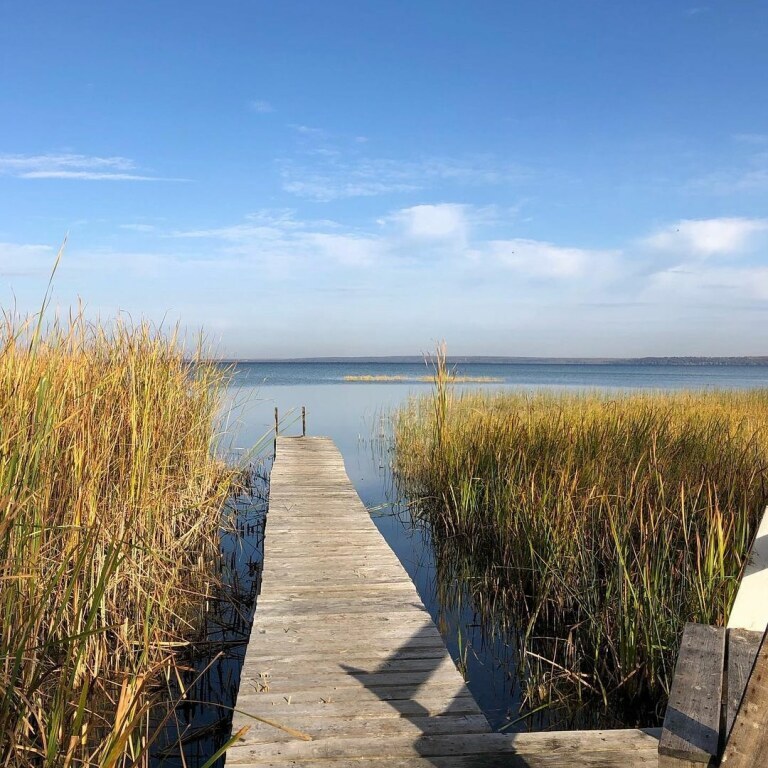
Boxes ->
[1,1,767,357]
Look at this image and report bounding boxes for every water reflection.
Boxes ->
[152,362,768,764]
[151,464,267,768]
[419,517,655,731]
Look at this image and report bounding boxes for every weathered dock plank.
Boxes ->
[721,628,768,767]
[659,623,725,766]
[725,628,763,739]
[228,436,659,767]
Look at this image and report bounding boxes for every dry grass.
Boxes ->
[393,352,768,726]
[0,307,235,766]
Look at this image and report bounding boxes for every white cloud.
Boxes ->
[394,204,468,241]
[302,233,382,266]
[168,205,619,283]
[644,217,768,257]
[170,210,381,271]
[0,153,178,181]
[0,242,56,276]
[7,207,768,357]
[487,238,615,279]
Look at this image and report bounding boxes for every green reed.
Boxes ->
[393,364,768,726]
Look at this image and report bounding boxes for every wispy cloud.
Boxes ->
[290,124,325,137]
[23,171,162,180]
[249,99,275,114]
[171,209,326,239]
[274,121,534,201]
[170,210,382,270]
[647,265,768,304]
[282,175,417,201]
[0,153,181,181]
[5,206,768,357]
[164,207,768,310]
[733,133,768,145]
[168,204,616,281]
[689,168,768,194]
[686,152,768,194]
[279,155,529,201]
[120,223,157,233]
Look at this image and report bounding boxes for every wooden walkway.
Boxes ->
[228,436,659,767]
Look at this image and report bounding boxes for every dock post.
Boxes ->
[274,407,279,455]
[302,406,306,437]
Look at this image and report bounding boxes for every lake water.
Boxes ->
[158,361,768,765]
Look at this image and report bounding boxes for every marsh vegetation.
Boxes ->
[0,307,238,767]
[393,353,768,727]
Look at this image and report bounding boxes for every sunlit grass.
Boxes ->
[0,306,236,766]
[393,350,768,726]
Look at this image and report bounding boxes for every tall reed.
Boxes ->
[0,310,235,766]
[393,367,768,726]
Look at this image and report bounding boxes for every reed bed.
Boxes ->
[343,374,501,383]
[0,309,235,767]
[393,360,768,726]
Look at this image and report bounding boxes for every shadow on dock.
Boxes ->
[227,437,659,767]
[340,624,538,767]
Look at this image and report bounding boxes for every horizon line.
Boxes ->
[206,354,768,365]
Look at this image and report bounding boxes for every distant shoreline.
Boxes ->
[211,356,768,367]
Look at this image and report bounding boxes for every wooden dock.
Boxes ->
[228,436,660,767]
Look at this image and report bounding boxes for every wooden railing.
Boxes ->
[274,406,307,438]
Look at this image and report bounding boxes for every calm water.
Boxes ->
[158,361,768,765]
[227,362,768,717]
